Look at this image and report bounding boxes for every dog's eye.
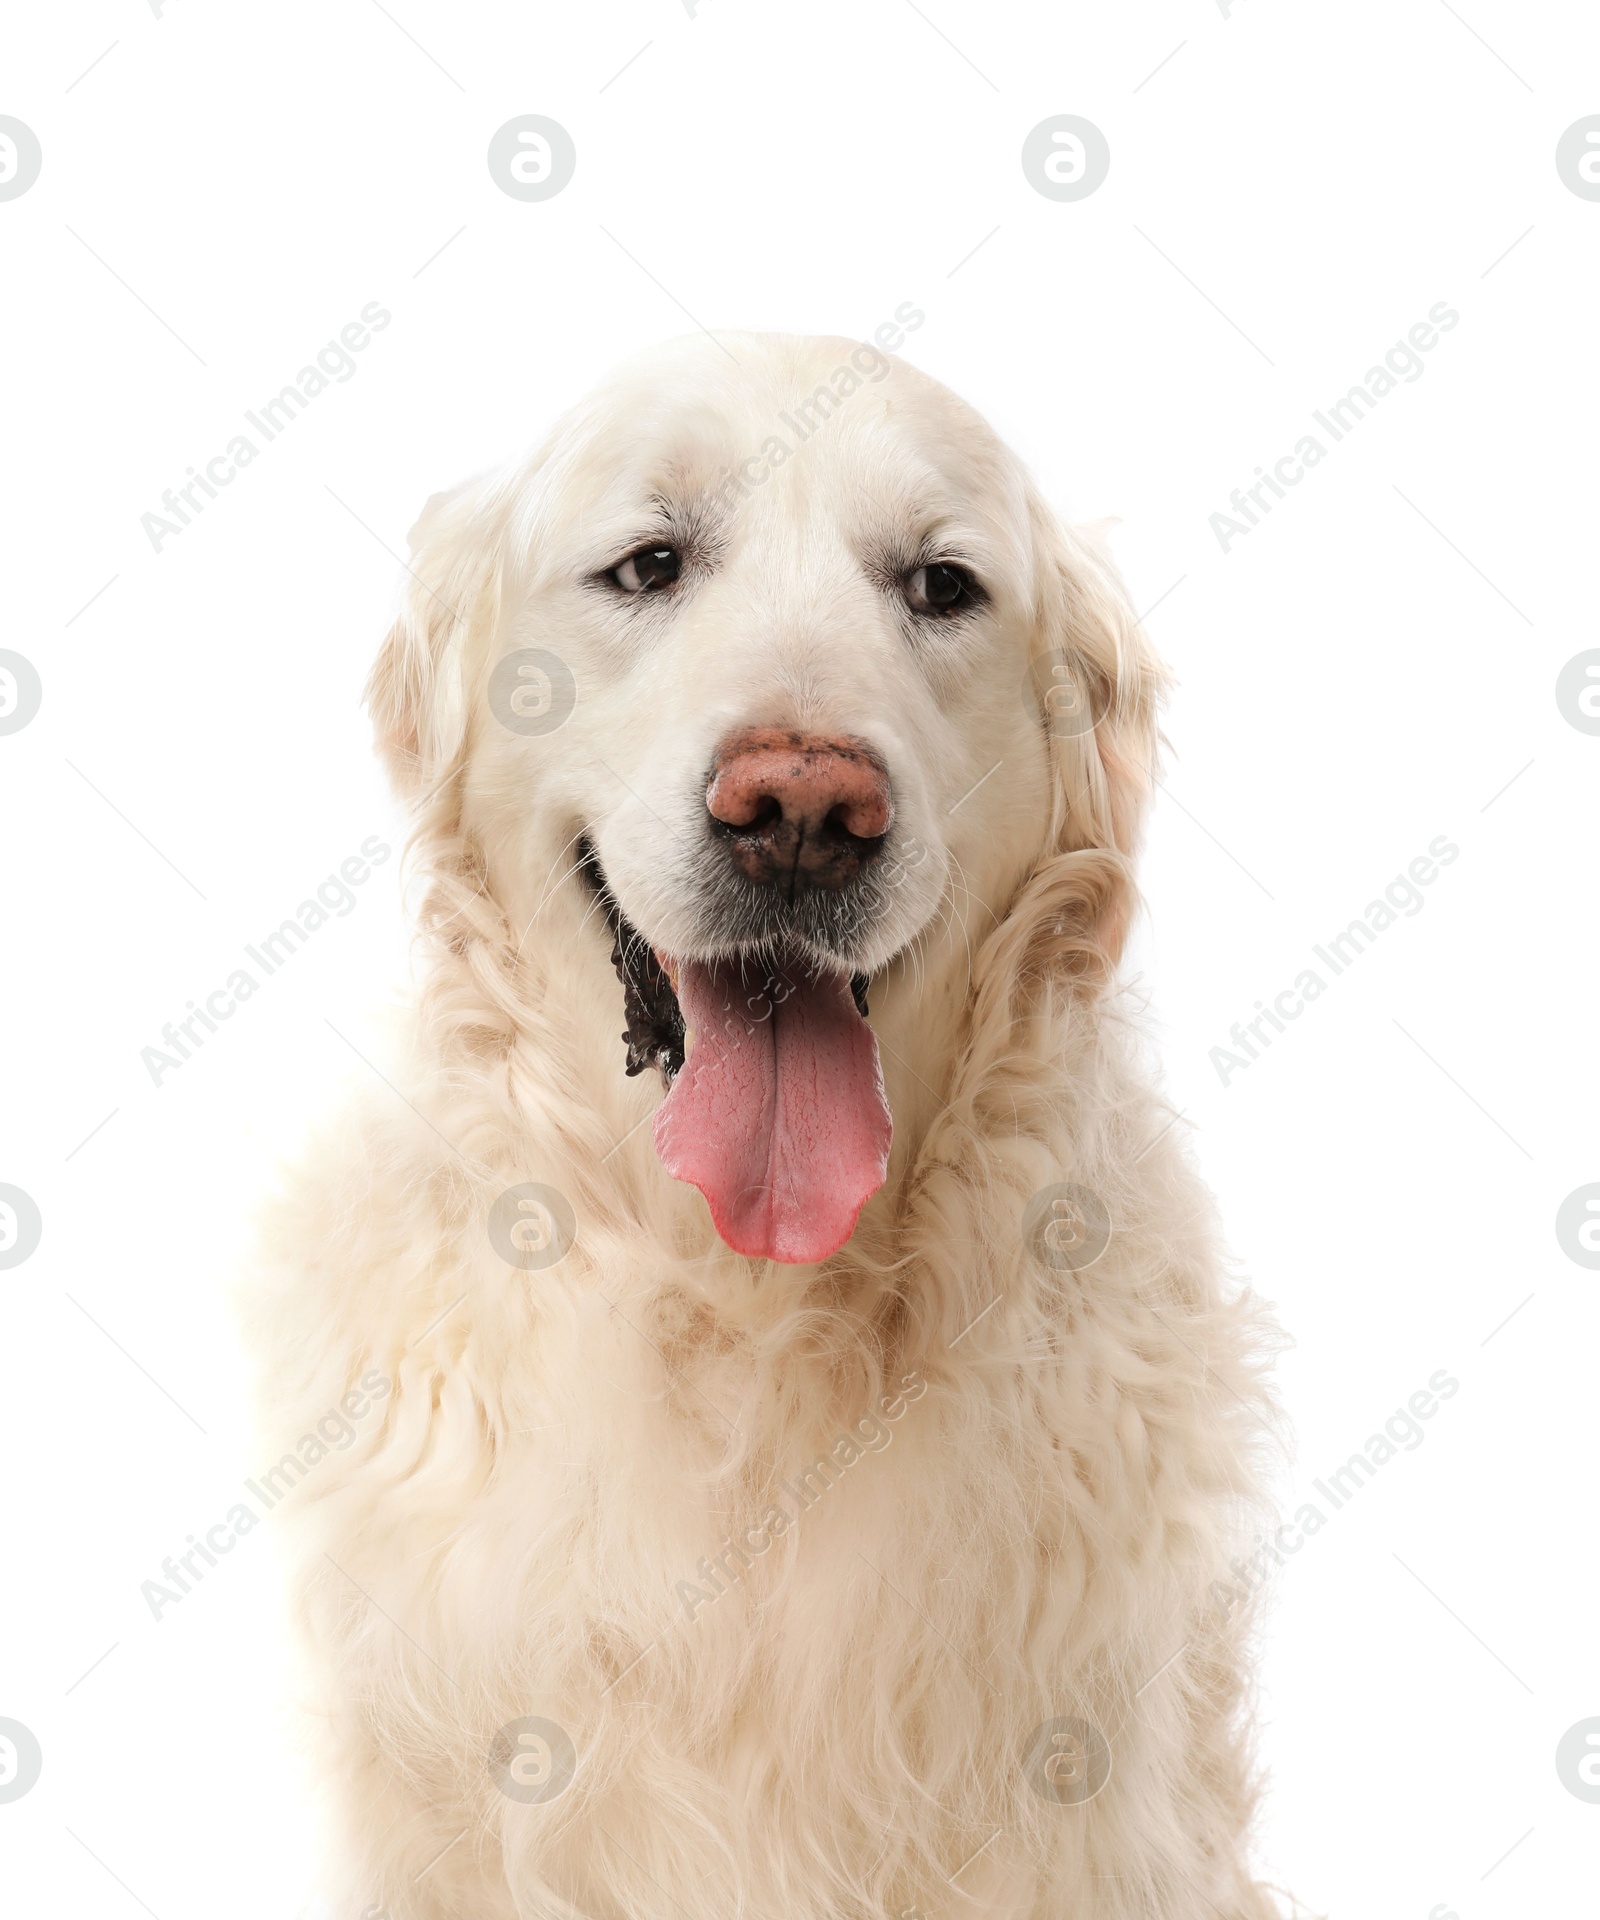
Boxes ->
[904,562,976,615]
[610,545,682,594]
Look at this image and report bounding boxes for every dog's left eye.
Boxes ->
[610,545,683,594]
[904,562,978,615]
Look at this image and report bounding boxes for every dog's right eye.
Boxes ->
[609,546,683,594]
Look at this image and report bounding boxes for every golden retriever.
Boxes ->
[248,333,1282,1918]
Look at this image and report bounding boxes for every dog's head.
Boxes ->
[368,334,1160,1264]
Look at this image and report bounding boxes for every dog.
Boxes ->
[248,332,1282,1918]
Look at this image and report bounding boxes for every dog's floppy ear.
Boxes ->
[365,470,510,797]
[1030,501,1166,859]
[1023,496,1167,967]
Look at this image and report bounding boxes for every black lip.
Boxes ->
[577,836,686,1083]
[577,835,871,1089]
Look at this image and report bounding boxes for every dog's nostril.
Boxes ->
[823,802,876,843]
[710,791,783,838]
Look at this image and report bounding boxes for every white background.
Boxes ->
[2,2,1596,1915]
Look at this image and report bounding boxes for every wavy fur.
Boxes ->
[247,335,1284,1919]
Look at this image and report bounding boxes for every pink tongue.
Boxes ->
[652,960,892,1264]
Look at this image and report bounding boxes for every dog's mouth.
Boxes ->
[579,838,891,1264]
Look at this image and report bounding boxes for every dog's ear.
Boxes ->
[1023,498,1167,966]
[1030,503,1166,859]
[365,471,510,797]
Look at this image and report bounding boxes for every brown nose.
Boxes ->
[706,728,892,893]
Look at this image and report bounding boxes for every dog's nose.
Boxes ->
[706,728,891,892]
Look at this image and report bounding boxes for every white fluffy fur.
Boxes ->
[248,335,1284,1919]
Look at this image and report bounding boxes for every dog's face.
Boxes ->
[370,334,1157,1263]
[473,334,1047,974]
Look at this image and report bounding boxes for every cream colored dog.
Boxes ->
[249,334,1282,1918]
